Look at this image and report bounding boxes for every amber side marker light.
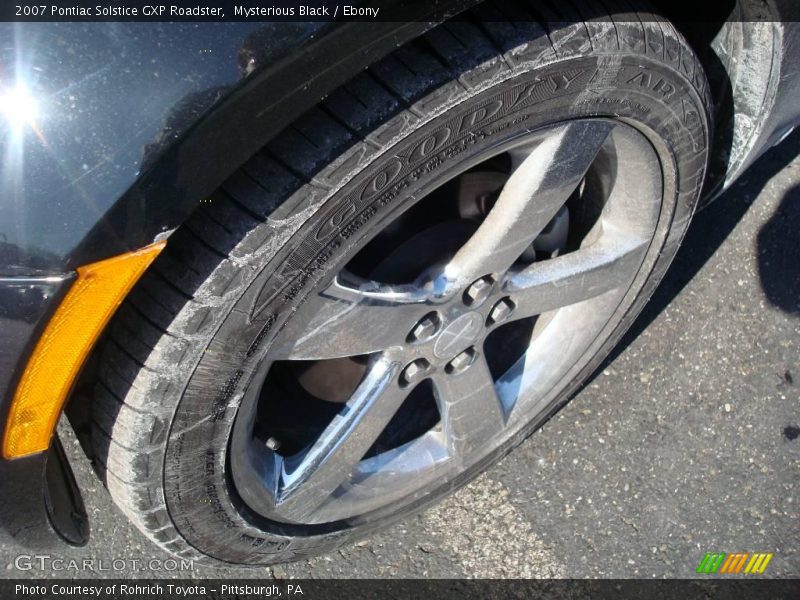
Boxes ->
[3,241,166,459]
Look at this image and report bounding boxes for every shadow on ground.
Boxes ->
[757,184,800,315]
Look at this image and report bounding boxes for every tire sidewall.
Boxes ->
[163,54,710,564]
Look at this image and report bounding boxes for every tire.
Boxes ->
[91,2,712,565]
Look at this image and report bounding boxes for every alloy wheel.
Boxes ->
[231,118,663,526]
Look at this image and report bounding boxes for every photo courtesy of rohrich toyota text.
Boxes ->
[15,583,302,596]
[0,0,797,597]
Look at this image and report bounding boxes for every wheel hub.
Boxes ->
[432,311,485,361]
[402,275,519,383]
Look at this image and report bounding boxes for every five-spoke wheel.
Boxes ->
[231,119,663,525]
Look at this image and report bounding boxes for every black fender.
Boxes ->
[0,1,480,276]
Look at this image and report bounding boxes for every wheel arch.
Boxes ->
[70,7,482,270]
[81,0,793,270]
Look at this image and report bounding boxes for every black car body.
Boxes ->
[1,0,799,548]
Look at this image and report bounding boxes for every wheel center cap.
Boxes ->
[433,312,484,359]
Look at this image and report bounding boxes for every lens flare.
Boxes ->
[0,85,39,133]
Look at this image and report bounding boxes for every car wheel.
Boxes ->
[91,4,712,565]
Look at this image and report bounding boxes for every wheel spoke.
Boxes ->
[505,228,649,319]
[432,352,505,463]
[272,356,408,522]
[231,118,666,526]
[272,275,435,360]
[445,120,613,284]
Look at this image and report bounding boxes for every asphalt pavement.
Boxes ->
[2,131,798,580]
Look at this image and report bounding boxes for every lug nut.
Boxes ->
[408,312,440,343]
[265,437,281,452]
[488,297,515,325]
[401,359,431,386]
[463,276,494,307]
[446,347,476,374]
